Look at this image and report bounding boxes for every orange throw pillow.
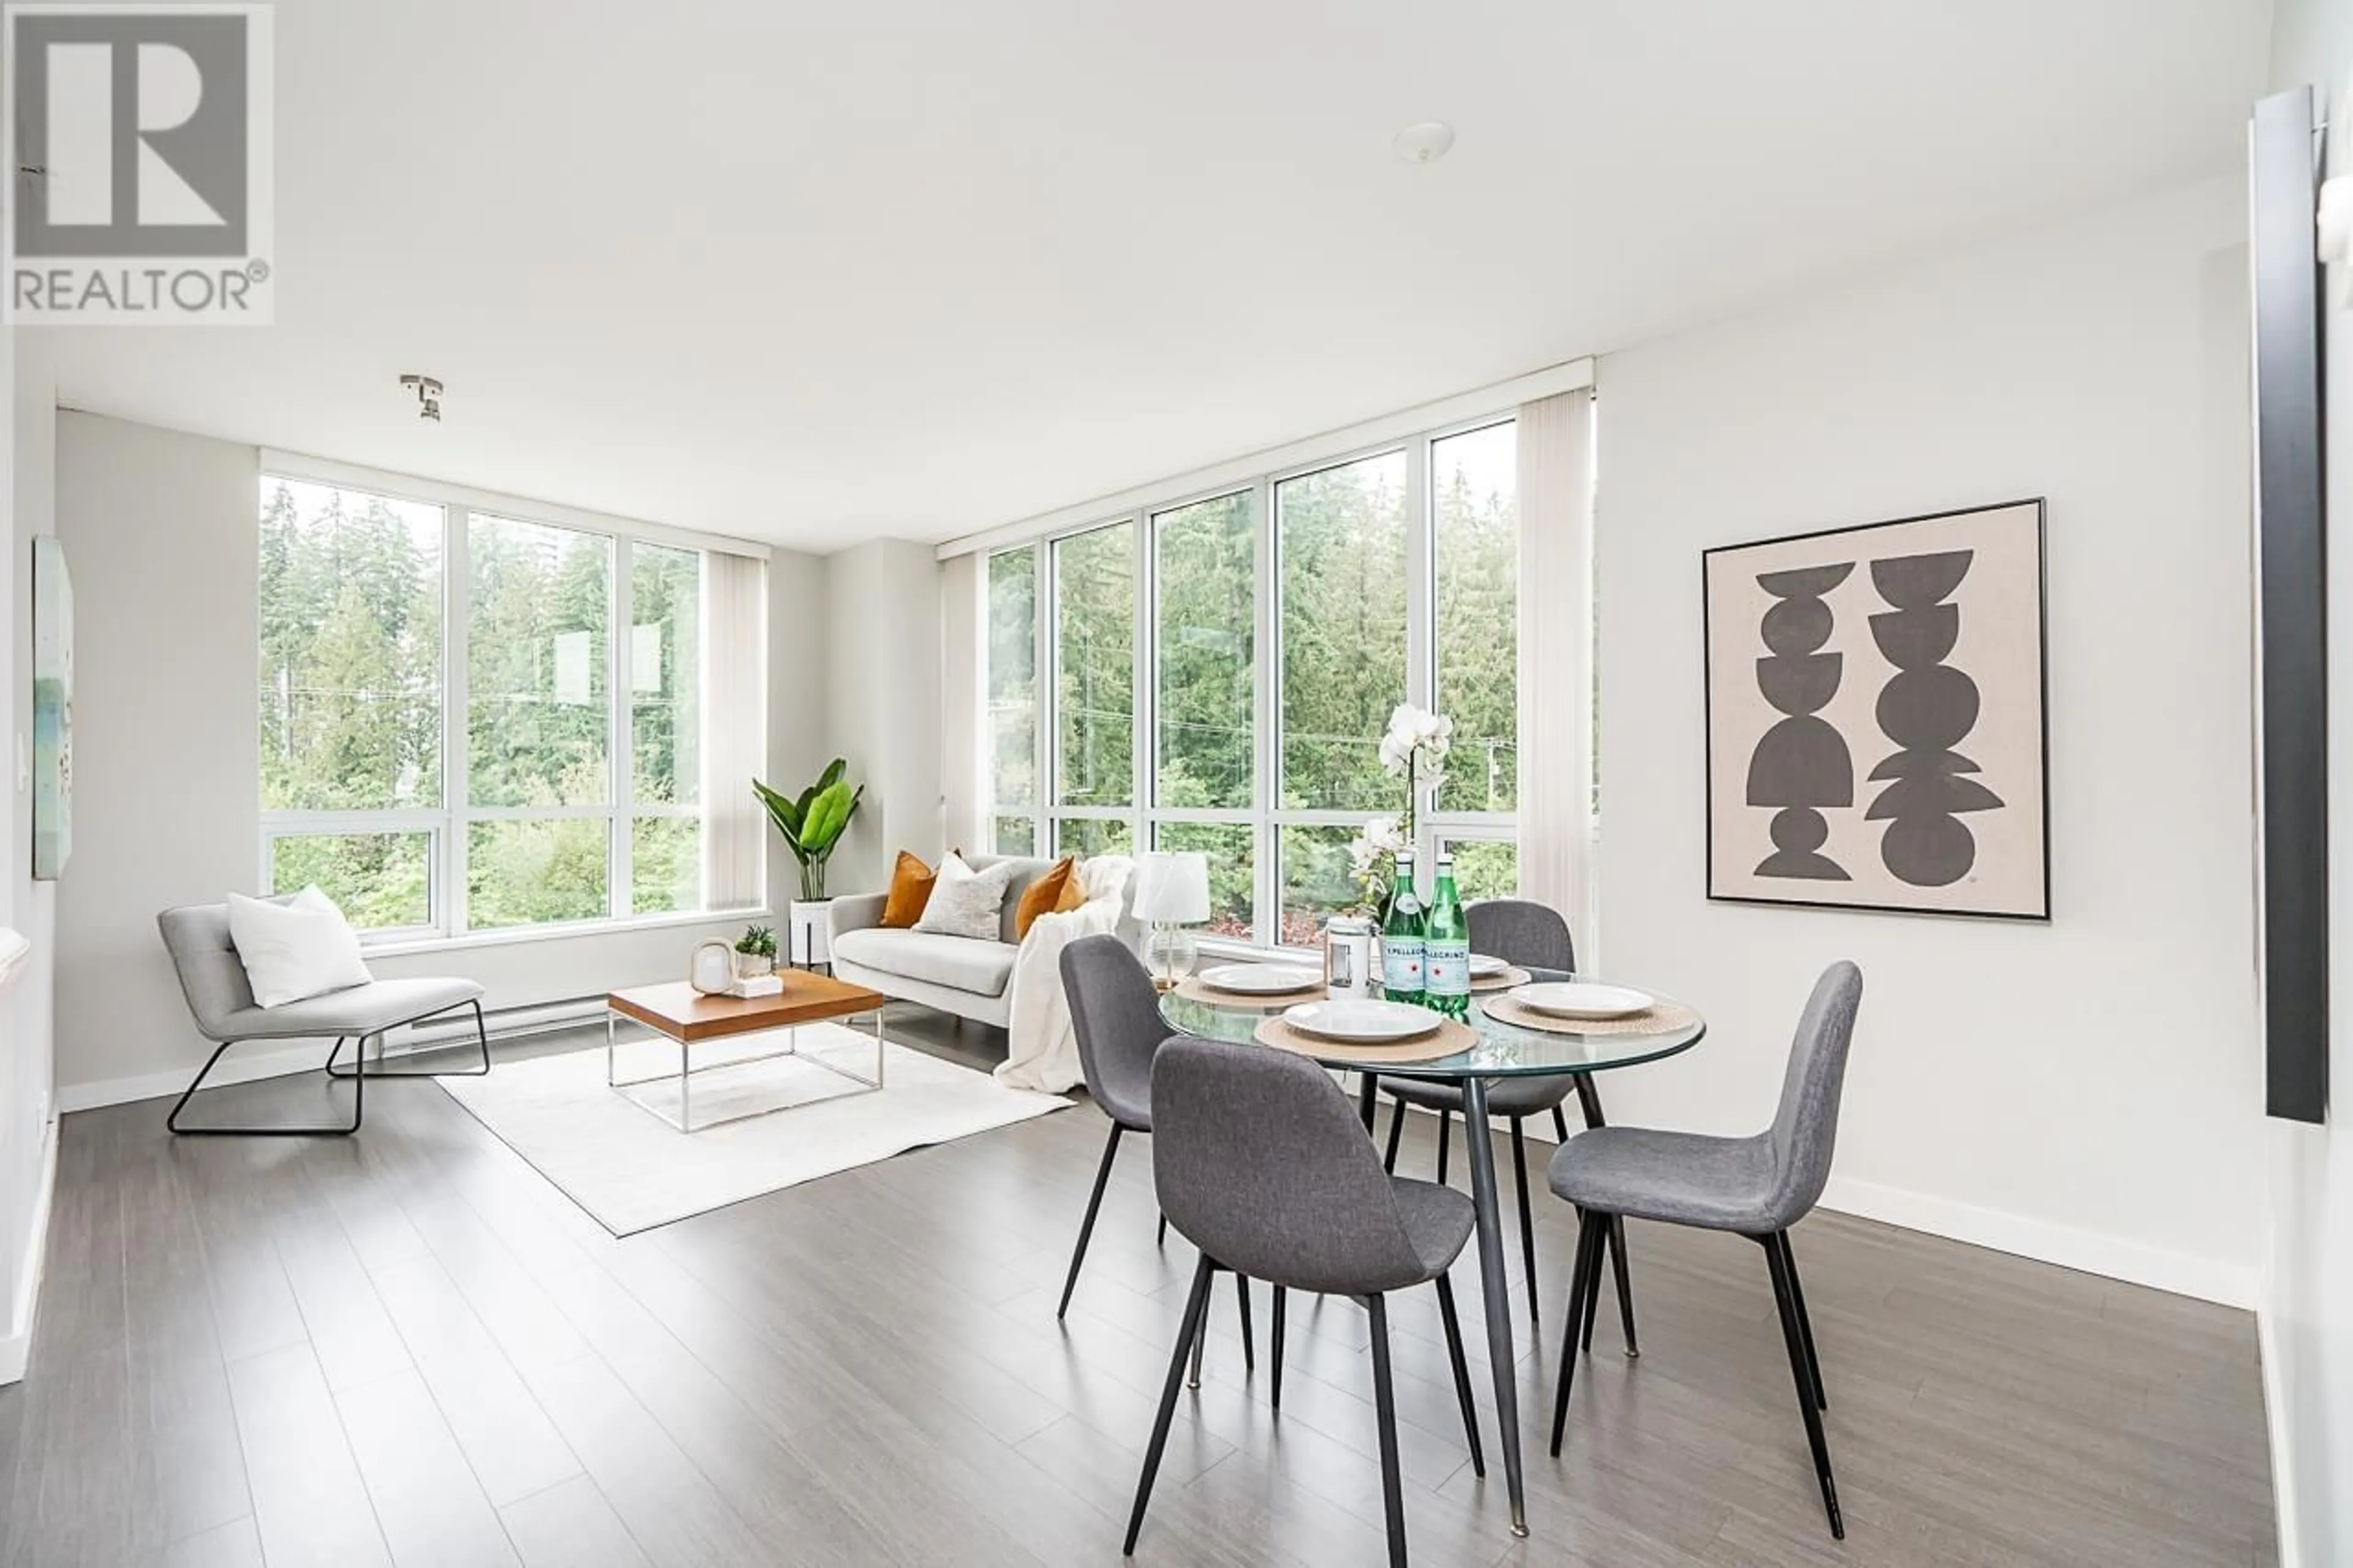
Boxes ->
[1055,865,1088,913]
[1015,856,1079,939]
[879,851,936,928]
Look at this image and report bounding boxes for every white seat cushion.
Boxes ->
[832,928,1015,997]
[216,975,487,1041]
[227,885,372,1007]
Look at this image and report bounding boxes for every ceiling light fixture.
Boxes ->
[399,373,442,422]
[1392,121,1455,164]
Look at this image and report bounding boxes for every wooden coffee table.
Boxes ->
[604,974,889,1133]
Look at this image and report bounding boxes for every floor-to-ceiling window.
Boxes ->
[982,415,1520,949]
[259,469,765,938]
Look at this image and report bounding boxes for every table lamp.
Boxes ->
[1134,850,1211,991]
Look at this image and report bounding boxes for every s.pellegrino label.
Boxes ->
[1423,854,1470,1020]
[1381,850,1426,1006]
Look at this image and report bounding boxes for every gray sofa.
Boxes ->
[827,854,1140,1027]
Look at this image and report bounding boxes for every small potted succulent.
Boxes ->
[733,924,778,980]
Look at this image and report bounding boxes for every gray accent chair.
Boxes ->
[158,900,490,1136]
[1379,898,1638,1346]
[1548,960,1863,1540]
[827,854,1141,1028]
[1129,1036,1484,1567]
[1055,936,1254,1362]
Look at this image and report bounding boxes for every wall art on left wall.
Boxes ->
[1702,499,2048,920]
[32,534,73,880]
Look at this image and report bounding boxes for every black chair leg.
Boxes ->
[168,1034,364,1137]
[1763,1232,1844,1540]
[1270,1286,1287,1411]
[1358,1071,1379,1130]
[1189,1289,1209,1389]
[1580,1228,1604,1353]
[1156,1211,1169,1248]
[1235,1274,1255,1372]
[325,1000,491,1078]
[1782,1232,1826,1410]
[1059,1124,1123,1319]
[1382,1100,1407,1172]
[1125,1254,1215,1556]
[1607,1218,1640,1358]
[1549,1208,1605,1456]
[1572,1077,1641,1358]
[1433,1273,1485,1477]
[1435,1110,1451,1187]
[1509,1117,1540,1323]
[1365,1293,1409,1568]
[1552,1104,1571,1143]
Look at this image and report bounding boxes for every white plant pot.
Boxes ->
[789,899,835,966]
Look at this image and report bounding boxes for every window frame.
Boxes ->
[257,456,760,944]
[984,412,1520,951]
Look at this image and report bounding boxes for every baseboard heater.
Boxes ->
[383,994,608,1056]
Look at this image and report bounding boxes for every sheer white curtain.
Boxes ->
[1515,389,1597,947]
[938,552,986,854]
[700,550,769,910]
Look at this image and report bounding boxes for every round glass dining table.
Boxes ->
[1158,968,1705,1540]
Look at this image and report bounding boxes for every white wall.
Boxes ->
[1593,175,2265,1306]
[50,412,806,1111]
[1,328,59,1382]
[766,541,831,907]
[2262,6,2353,1562]
[820,539,943,893]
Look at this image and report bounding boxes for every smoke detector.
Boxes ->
[399,373,442,422]
[1392,122,1455,164]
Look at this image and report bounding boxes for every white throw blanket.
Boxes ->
[995,855,1133,1094]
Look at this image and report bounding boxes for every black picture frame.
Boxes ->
[1701,498,2052,922]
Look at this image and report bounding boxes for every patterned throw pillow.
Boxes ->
[912,852,1018,941]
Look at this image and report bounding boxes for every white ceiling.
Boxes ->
[46,0,2272,551]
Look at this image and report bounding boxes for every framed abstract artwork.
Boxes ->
[32,534,72,881]
[1703,499,2048,920]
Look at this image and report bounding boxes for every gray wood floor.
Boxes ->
[0,1008,2277,1567]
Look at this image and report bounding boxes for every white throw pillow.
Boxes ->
[912,853,1018,942]
[227,885,373,1008]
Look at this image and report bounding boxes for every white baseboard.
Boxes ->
[1819,1174,2257,1309]
[0,1118,59,1385]
[2256,1300,2303,1567]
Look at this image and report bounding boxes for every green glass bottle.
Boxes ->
[1380,849,1425,1007]
[1423,852,1470,1020]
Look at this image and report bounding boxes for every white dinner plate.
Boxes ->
[1511,982,1654,1020]
[1198,963,1324,995]
[1283,999,1443,1044]
[1468,953,1512,978]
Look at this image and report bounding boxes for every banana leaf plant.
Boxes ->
[754,759,865,902]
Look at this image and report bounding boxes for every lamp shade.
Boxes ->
[1132,851,1211,923]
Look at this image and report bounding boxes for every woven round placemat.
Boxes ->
[1174,974,1328,1008]
[1252,1012,1475,1064]
[1481,993,1700,1037]
[1469,966,1533,993]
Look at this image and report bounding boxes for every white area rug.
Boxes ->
[436,1024,1071,1235]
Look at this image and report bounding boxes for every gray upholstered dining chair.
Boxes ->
[1548,960,1863,1540]
[1057,936,1256,1367]
[1128,1036,1484,1567]
[1378,898,1639,1348]
[157,900,490,1136]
